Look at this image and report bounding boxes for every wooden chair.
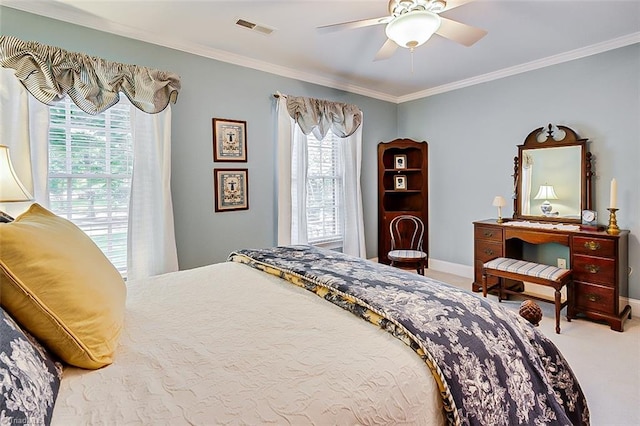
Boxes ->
[388,215,428,275]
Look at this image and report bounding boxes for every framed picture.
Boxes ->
[394,174,407,190]
[214,168,249,212]
[213,118,247,162]
[394,154,407,169]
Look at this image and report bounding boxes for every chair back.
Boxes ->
[390,215,425,251]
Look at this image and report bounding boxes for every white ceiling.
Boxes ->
[4,0,640,102]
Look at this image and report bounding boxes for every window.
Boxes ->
[304,130,344,246]
[48,98,133,275]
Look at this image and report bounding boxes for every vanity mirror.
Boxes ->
[513,124,592,223]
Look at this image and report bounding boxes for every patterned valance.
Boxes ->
[0,36,180,115]
[285,95,362,139]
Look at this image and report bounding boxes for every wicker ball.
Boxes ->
[519,300,543,326]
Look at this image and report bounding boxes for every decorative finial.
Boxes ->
[546,123,554,139]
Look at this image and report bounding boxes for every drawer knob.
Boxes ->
[483,248,494,256]
[586,293,599,302]
[483,231,493,238]
[584,241,601,251]
[585,264,600,274]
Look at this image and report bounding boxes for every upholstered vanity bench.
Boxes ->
[482,257,572,334]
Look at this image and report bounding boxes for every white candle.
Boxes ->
[609,178,617,209]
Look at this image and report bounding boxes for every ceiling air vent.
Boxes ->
[235,18,275,36]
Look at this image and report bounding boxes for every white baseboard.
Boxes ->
[428,258,474,279]
[625,297,639,319]
[368,257,474,279]
[428,257,639,319]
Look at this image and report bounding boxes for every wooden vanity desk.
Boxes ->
[473,219,631,331]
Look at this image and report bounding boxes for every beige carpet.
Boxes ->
[424,268,640,426]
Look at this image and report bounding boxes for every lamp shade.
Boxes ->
[0,145,33,202]
[492,195,507,207]
[385,11,441,49]
[534,185,558,200]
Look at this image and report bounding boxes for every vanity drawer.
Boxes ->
[475,240,503,262]
[474,225,503,242]
[573,236,616,258]
[573,281,615,315]
[572,255,616,286]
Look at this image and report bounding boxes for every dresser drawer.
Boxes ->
[572,254,616,286]
[474,225,503,242]
[573,281,615,315]
[573,236,616,258]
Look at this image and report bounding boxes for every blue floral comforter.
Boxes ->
[228,245,589,426]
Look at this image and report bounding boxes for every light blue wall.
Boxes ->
[0,7,397,268]
[2,8,639,299]
[398,44,640,299]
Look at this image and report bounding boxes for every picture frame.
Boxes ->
[394,154,407,169]
[213,118,247,162]
[394,174,407,191]
[214,168,249,212]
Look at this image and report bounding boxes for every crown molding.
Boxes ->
[3,2,638,105]
[398,32,640,103]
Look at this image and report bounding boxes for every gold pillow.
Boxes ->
[0,203,126,369]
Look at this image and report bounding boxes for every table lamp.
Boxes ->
[534,184,558,215]
[492,195,506,223]
[0,145,33,222]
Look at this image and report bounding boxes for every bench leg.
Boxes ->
[566,281,572,322]
[482,270,488,297]
[555,289,561,334]
[498,278,503,303]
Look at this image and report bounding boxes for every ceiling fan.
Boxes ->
[317,0,487,61]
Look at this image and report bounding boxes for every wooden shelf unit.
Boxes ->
[377,139,428,264]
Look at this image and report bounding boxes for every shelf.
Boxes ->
[384,168,422,173]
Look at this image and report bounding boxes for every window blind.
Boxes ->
[48,97,133,275]
[305,131,343,245]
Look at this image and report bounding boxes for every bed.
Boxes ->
[1,206,589,425]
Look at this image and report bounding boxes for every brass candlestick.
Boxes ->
[606,208,620,235]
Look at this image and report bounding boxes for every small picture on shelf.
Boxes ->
[394,154,407,169]
[394,174,407,190]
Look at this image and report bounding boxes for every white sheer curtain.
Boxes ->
[276,94,366,258]
[127,105,178,280]
[0,67,49,217]
[521,152,534,215]
[338,123,366,257]
[290,125,309,245]
[276,96,295,246]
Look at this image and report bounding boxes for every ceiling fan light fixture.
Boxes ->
[385,10,441,49]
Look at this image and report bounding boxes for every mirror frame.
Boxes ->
[513,124,592,223]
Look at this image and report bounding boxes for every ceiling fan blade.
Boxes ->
[373,38,398,61]
[436,17,487,47]
[441,0,476,13]
[317,16,391,34]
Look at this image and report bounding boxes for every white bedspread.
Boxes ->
[52,261,443,425]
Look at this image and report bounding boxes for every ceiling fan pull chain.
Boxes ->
[410,47,415,73]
